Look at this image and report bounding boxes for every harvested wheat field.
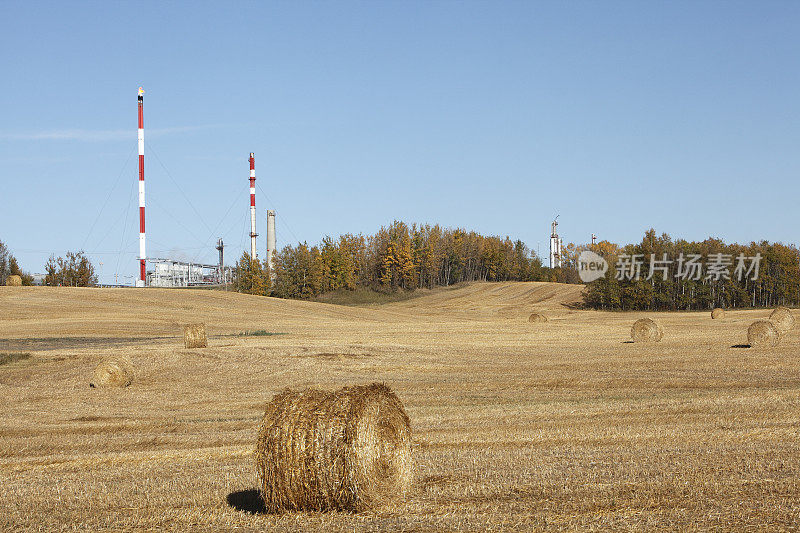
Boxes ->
[1,282,800,531]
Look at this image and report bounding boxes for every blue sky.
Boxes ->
[1,1,798,283]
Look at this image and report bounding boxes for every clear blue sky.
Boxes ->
[1,1,798,283]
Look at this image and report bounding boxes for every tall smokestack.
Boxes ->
[249,153,258,259]
[136,87,146,287]
[266,210,276,274]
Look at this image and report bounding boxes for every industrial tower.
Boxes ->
[549,217,562,269]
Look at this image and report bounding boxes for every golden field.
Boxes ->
[1,282,798,531]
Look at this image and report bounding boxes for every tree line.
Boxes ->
[235,225,799,310]
[577,229,800,310]
[233,221,566,298]
[0,240,98,287]
[8,226,798,309]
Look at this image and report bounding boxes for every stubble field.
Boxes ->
[1,282,798,531]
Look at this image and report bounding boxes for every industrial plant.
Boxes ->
[131,87,562,287]
[133,88,275,288]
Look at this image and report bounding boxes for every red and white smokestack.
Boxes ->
[249,153,258,259]
[137,87,146,287]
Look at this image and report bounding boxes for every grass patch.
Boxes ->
[235,330,284,337]
[0,352,32,366]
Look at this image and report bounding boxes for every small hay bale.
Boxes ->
[747,320,780,348]
[528,313,548,323]
[183,323,208,348]
[631,318,663,343]
[769,307,795,334]
[255,382,413,513]
[90,357,133,388]
[5,275,22,286]
[711,308,726,320]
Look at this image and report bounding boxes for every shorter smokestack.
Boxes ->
[266,210,276,275]
[216,238,225,284]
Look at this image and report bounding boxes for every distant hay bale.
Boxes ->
[5,275,22,286]
[528,313,548,323]
[89,357,133,388]
[255,382,413,513]
[769,307,795,334]
[631,318,663,343]
[747,320,780,348]
[183,323,207,348]
[711,308,726,320]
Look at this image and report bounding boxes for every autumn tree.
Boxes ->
[271,243,315,299]
[44,251,97,287]
[234,252,270,296]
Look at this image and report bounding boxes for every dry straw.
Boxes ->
[183,323,208,348]
[5,275,22,286]
[711,308,726,320]
[89,357,133,388]
[769,307,795,334]
[528,313,548,323]
[631,318,664,342]
[255,382,413,513]
[747,320,780,348]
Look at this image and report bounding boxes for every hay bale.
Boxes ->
[769,307,795,334]
[183,323,207,348]
[747,320,780,348]
[528,313,548,323]
[255,382,413,513]
[711,308,726,320]
[89,357,133,388]
[5,275,22,286]
[631,318,663,342]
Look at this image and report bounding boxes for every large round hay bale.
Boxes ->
[769,307,795,334]
[183,323,207,348]
[631,318,663,342]
[528,313,548,323]
[711,308,726,320]
[90,357,133,388]
[255,382,413,513]
[5,275,22,286]
[747,320,780,348]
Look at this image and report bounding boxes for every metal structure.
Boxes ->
[549,217,562,269]
[216,238,229,286]
[146,258,231,287]
[248,153,258,259]
[136,87,146,287]
[266,210,276,273]
[216,238,225,275]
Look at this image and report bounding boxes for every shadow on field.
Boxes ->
[0,336,175,352]
[731,344,751,349]
[226,489,267,514]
